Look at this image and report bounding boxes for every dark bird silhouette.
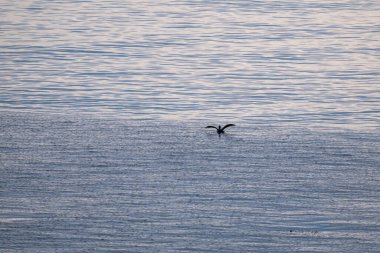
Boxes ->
[206,124,235,135]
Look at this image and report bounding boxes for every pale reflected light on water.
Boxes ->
[1,0,379,128]
[0,1,380,252]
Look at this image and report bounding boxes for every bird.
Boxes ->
[206,124,235,135]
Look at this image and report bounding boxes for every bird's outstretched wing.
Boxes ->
[221,124,235,131]
[206,125,218,129]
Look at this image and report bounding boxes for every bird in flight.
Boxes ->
[206,124,235,135]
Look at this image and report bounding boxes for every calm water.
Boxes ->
[1,0,380,252]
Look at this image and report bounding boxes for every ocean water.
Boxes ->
[1,0,380,252]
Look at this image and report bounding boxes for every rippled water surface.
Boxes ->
[1,0,380,252]
[1,112,379,252]
[1,0,380,127]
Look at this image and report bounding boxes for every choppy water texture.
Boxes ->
[1,112,379,252]
[1,0,380,252]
